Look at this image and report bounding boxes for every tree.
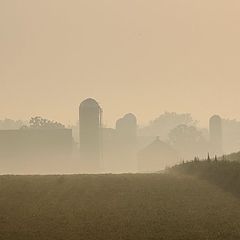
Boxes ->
[139,112,197,139]
[168,124,208,160]
[29,116,65,129]
[0,119,26,130]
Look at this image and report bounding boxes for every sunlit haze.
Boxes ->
[1,0,240,127]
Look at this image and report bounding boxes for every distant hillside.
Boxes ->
[0,174,240,239]
[170,159,240,197]
[225,151,240,162]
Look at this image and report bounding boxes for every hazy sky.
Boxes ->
[1,0,240,127]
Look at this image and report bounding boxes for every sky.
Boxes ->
[1,0,240,127]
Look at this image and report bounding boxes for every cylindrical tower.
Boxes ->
[116,113,137,144]
[79,98,102,172]
[209,115,222,156]
[115,113,137,172]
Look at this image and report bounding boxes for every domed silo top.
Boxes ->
[209,115,222,131]
[210,115,222,122]
[116,113,137,130]
[123,113,137,124]
[80,98,101,109]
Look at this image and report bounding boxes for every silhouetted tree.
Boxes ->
[168,124,208,160]
[222,155,227,161]
[29,116,65,129]
[139,112,197,139]
[0,119,26,129]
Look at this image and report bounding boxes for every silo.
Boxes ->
[116,113,137,142]
[209,115,222,156]
[79,98,102,172]
[115,113,137,172]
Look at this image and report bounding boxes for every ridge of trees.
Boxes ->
[170,159,240,197]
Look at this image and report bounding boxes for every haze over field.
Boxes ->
[2,2,240,239]
[1,0,240,127]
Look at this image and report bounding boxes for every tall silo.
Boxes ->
[209,115,222,156]
[79,98,102,172]
[116,113,137,143]
[115,113,137,172]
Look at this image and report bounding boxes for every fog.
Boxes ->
[2,2,240,239]
[0,107,237,174]
[1,1,240,174]
[1,0,240,127]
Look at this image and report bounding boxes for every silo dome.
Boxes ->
[210,115,221,122]
[80,98,100,109]
[123,113,137,124]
